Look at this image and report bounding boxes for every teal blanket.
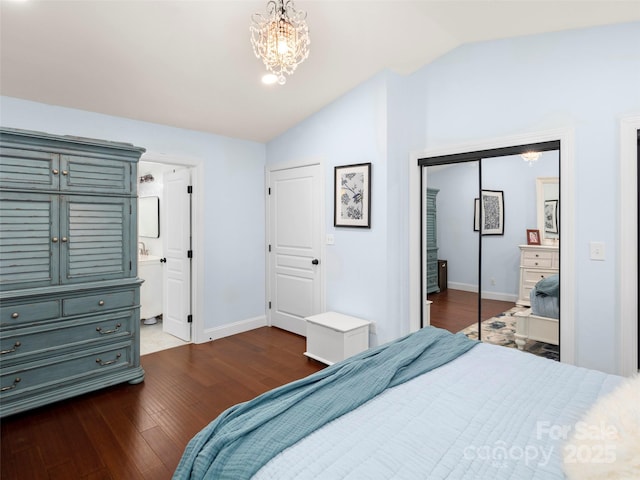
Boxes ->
[173,327,477,480]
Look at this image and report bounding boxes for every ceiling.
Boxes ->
[1,1,639,143]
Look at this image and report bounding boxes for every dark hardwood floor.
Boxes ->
[1,327,324,480]
[429,288,514,333]
[2,297,514,479]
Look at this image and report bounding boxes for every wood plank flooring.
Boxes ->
[1,327,324,480]
[429,289,514,333]
[2,293,512,479]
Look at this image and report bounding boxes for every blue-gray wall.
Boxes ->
[267,22,640,373]
[2,21,638,374]
[0,97,267,334]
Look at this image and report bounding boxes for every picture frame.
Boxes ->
[473,198,480,232]
[334,163,371,228]
[544,199,559,234]
[473,190,504,235]
[527,229,541,245]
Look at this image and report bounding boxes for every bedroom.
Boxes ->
[1,1,639,478]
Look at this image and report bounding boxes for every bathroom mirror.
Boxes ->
[536,177,559,244]
[139,196,160,238]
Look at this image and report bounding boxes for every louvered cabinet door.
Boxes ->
[0,148,60,191]
[0,192,59,290]
[60,195,133,284]
[60,155,132,195]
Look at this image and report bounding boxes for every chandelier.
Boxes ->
[250,0,310,85]
[521,151,541,167]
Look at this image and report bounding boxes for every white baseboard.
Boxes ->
[447,282,518,303]
[199,315,267,343]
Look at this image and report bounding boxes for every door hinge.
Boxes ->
[129,261,132,270]
[130,204,132,214]
[187,314,193,323]
[187,185,193,194]
[268,244,271,252]
[187,250,193,258]
[268,187,271,195]
[268,301,271,309]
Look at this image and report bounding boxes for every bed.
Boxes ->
[514,274,560,350]
[172,324,627,480]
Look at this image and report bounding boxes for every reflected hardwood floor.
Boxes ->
[1,327,324,480]
[429,289,515,333]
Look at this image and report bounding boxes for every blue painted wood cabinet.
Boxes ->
[0,128,146,417]
[426,188,440,294]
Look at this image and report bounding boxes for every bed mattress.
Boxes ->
[255,343,621,480]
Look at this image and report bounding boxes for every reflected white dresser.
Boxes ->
[516,244,559,306]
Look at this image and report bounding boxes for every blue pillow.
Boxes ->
[534,274,559,297]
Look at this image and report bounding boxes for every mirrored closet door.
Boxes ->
[421,143,560,361]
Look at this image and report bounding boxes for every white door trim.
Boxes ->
[408,127,576,365]
[266,158,326,327]
[619,114,640,376]
[140,152,205,344]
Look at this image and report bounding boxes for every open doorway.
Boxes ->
[138,160,193,355]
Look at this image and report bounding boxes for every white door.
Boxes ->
[163,168,192,341]
[269,164,322,336]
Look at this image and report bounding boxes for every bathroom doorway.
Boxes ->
[138,160,193,355]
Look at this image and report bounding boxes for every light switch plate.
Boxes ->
[326,234,335,245]
[590,241,605,261]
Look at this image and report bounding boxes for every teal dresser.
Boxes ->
[426,188,439,294]
[0,128,146,417]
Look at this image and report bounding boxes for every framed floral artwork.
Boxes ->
[334,163,371,228]
[473,190,504,235]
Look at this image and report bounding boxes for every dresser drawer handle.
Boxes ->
[98,300,105,306]
[96,353,121,366]
[96,323,122,335]
[0,341,21,355]
[534,262,539,266]
[11,312,19,319]
[1,377,21,392]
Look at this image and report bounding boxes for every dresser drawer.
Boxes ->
[522,249,559,267]
[426,249,438,262]
[522,268,556,287]
[63,290,135,316]
[0,299,60,326]
[0,311,134,363]
[1,343,132,399]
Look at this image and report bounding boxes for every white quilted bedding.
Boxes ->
[254,343,621,480]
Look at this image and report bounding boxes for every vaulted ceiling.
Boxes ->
[2,1,638,142]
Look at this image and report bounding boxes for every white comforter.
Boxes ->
[255,343,621,479]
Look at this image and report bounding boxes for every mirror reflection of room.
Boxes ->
[426,151,560,361]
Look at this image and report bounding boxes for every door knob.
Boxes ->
[311,259,319,265]
[160,258,167,263]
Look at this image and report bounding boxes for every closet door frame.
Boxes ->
[409,128,575,365]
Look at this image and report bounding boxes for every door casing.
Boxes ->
[140,153,204,343]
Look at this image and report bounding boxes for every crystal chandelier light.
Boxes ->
[521,151,541,167]
[250,0,310,85]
